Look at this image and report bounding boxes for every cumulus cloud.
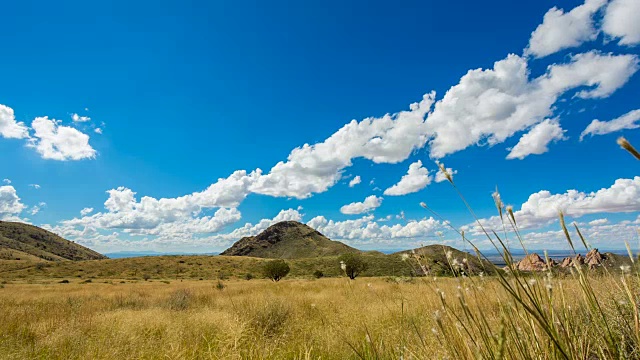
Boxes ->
[0,104,29,139]
[249,93,436,199]
[340,195,383,215]
[507,119,566,160]
[59,170,261,240]
[0,186,26,219]
[473,177,640,231]
[28,117,96,161]
[71,113,91,122]
[29,184,41,189]
[46,208,303,252]
[80,207,94,216]
[384,160,432,196]
[513,216,639,249]
[602,0,640,46]
[2,179,10,185]
[307,214,442,243]
[349,176,362,187]
[588,218,609,226]
[525,0,606,58]
[425,51,638,158]
[580,109,640,140]
[94,128,103,134]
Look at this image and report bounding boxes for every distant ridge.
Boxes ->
[221,221,359,259]
[0,221,107,261]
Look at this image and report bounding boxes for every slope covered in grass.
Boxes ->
[221,221,359,259]
[0,221,107,261]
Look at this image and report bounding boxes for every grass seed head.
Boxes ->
[617,136,640,160]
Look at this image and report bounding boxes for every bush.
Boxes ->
[338,253,368,280]
[262,259,290,282]
[313,270,324,279]
[59,279,69,284]
[215,280,226,291]
[244,273,254,280]
[142,273,151,281]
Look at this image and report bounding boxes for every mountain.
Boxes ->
[221,221,359,259]
[0,221,107,261]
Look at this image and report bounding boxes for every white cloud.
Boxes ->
[249,93,436,199]
[94,128,103,134]
[580,109,640,140]
[307,214,442,242]
[588,218,609,226]
[71,113,91,122]
[28,117,96,161]
[0,186,26,219]
[473,177,640,231]
[340,195,383,215]
[425,51,638,158]
[349,176,362,187]
[30,206,41,216]
[59,170,261,238]
[525,0,606,58]
[2,179,10,185]
[80,207,94,216]
[45,208,303,252]
[506,119,566,160]
[384,160,432,196]
[511,216,640,250]
[135,208,242,238]
[435,165,457,183]
[0,104,29,139]
[602,0,640,46]
[29,184,41,189]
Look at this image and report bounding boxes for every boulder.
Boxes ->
[516,253,547,271]
[585,249,606,269]
[560,257,573,268]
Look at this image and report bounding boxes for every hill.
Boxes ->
[394,244,495,275]
[0,221,107,261]
[220,221,359,259]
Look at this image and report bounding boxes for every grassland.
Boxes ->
[1,269,638,359]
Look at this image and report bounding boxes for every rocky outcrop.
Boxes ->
[516,253,548,271]
[585,249,605,268]
[558,249,607,269]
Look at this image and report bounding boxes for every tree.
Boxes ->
[262,259,290,282]
[339,253,368,280]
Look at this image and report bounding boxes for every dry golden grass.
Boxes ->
[0,273,637,359]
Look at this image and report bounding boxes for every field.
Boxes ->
[1,265,639,359]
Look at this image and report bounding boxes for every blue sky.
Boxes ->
[1,0,639,253]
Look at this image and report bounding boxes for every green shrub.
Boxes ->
[215,280,226,291]
[313,270,324,279]
[244,272,254,280]
[262,259,290,282]
[338,253,368,280]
